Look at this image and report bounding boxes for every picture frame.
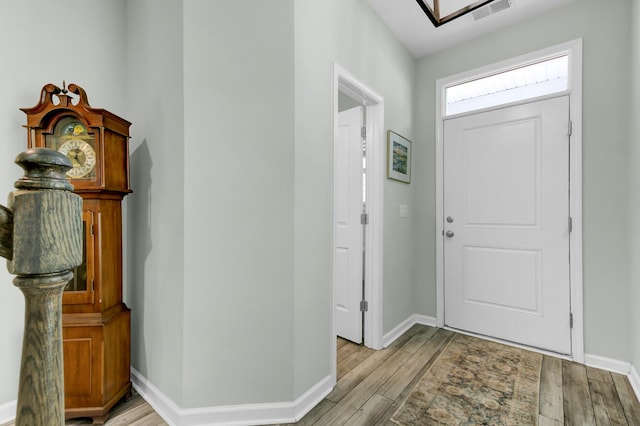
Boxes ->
[387,130,412,183]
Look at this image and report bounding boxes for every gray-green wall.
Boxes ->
[124,0,416,408]
[0,0,128,409]
[181,0,295,406]
[414,0,633,361]
[125,0,186,405]
[293,0,416,396]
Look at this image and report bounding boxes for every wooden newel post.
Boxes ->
[0,148,83,426]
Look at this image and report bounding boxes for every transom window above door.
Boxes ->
[445,55,568,116]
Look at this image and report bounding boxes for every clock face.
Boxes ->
[58,139,97,179]
[45,117,98,180]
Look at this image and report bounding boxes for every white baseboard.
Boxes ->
[293,375,333,421]
[131,368,332,426]
[382,314,437,348]
[131,367,181,425]
[0,399,16,425]
[414,314,438,327]
[584,353,631,375]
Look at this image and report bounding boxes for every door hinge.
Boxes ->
[91,223,94,236]
[568,216,573,233]
[568,120,573,136]
[91,280,95,292]
[361,213,369,225]
[570,312,573,328]
[360,300,369,312]
[361,126,366,139]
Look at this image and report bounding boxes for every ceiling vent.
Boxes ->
[472,0,511,20]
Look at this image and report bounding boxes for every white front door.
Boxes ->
[444,96,571,354]
[334,106,364,344]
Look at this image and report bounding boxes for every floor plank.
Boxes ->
[540,355,564,423]
[337,345,375,381]
[538,413,563,426]
[127,412,167,426]
[612,372,640,423]
[293,399,336,426]
[336,340,360,363]
[586,365,615,384]
[318,347,411,425]
[337,337,349,350]
[343,394,392,426]
[588,377,628,425]
[377,327,449,401]
[326,325,424,403]
[563,360,597,426]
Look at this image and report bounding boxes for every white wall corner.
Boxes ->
[0,399,16,425]
[131,367,181,426]
[132,368,332,426]
[383,314,437,348]
[630,364,640,404]
[293,375,333,421]
[584,354,631,375]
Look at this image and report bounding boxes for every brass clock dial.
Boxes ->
[58,139,97,179]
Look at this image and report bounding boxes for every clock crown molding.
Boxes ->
[20,82,131,136]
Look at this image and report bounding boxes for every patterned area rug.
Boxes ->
[391,333,542,425]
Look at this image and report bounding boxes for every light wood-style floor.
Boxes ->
[2,324,639,425]
[0,389,167,426]
[279,325,640,426]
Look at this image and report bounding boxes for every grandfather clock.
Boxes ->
[21,83,132,424]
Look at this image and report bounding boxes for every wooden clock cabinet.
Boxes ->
[21,83,132,424]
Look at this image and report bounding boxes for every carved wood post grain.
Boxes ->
[0,148,82,426]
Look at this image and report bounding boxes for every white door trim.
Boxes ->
[435,39,584,362]
[331,63,385,384]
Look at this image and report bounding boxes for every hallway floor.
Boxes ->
[2,324,638,425]
[278,324,640,425]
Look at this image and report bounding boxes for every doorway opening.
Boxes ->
[331,64,385,385]
[435,39,584,361]
[334,100,366,345]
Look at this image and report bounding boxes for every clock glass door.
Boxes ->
[63,210,95,305]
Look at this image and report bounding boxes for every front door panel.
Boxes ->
[444,96,571,354]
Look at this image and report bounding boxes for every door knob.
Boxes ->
[445,230,454,238]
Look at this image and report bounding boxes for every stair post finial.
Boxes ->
[1,148,83,425]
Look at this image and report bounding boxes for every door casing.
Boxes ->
[331,63,385,385]
[435,39,584,362]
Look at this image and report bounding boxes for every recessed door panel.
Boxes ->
[463,120,539,227]
[464,246,540,313]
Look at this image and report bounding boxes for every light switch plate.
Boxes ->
[400,204,408,218]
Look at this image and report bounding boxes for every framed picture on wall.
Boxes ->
[387,130,411,183]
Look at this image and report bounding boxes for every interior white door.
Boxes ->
[444,96,571,354]
[334,106,364,343]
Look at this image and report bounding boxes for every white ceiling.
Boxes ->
[367,0,578,58]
